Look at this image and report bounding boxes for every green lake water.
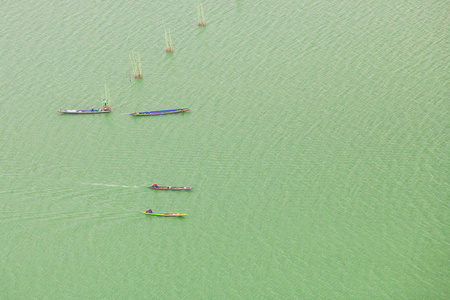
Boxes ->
[0,1,448,298]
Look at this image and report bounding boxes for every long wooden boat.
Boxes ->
[142,211,187,217]
[57,108,111,114]
[130,108,189,116]
[148,185,193,191]
[58,84,112,114]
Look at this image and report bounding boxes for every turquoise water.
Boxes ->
[0,1,448,298]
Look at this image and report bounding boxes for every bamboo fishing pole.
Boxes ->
[131,51,140,77]
[129,53,135,77]
[169,30,173,50]
[201,4,206,25]
[138,54,142,77]
[165,29,169,50]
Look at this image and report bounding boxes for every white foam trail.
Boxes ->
[81,182,140,188]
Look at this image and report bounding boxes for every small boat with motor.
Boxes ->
[148,184,193,191]
[58,84,112,114]
[57,108,111,114]
[142,209,186,217]
[130,108,189,116]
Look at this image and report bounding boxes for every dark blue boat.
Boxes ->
[130,108,189,116]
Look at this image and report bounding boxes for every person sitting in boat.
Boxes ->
[146,209,152,213]
[152,183,158,187]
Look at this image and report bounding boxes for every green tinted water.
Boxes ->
[0,1,448,298]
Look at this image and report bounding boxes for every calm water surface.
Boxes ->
[0,1,448,299]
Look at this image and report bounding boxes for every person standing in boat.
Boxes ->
[103,99,107,110]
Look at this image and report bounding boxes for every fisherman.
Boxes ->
[103,99,107,107]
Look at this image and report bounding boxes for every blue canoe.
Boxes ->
[130,108,189,116]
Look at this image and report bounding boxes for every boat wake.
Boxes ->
[81,182,140,188]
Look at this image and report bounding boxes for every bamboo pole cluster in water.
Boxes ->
[129,51,143,79]
[198,4,206,26]
[129,4,207,78]
[164,29,174,53]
